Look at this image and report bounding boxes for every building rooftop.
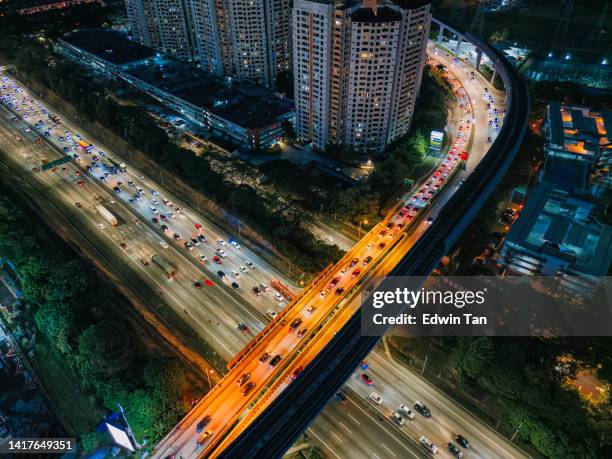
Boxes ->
[391,0,431,9]
[61,30,292,130]
[505,182,612,276]
[124,57,292,129]
[351,6,402,22]
[542,156,589,193]
[62,29,155,66]
[547,102,612,155]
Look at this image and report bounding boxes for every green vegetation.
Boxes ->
[391,336,612,458]
[328,66,451,226]
[0,196,205,451]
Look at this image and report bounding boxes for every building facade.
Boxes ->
[125,0,291,86]
[124,0,195,61]
[293,0,430,152]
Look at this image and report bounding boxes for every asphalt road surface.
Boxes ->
[0,48,526,459]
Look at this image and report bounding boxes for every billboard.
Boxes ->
[430,130,444,151]
[106,423,135,452]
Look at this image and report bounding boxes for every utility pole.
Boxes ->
[117,403,140,450]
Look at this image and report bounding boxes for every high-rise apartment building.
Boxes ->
[124,0,195,61]
[192,0,292,86]
[125,0,291,86]
[293,0,431,152]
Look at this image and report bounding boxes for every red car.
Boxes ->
[291,366,303,380]
[352,268,361,277]
[213,255,222,264]
[76,180,84,186]
[361,373,374,385]
[195,223,203,231]
[204,279,214,287]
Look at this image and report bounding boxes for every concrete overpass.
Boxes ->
[217,17,529,459]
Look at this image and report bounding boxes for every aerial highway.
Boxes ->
[152,33,517,458]
[217,25,528,459]
[0,29,525,458]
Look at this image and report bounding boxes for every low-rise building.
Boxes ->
[59,29,293,151]
[543,102,611,196]
[500,181,612,288]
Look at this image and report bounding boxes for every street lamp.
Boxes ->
[206,369,213,389]
[358,219,368,239]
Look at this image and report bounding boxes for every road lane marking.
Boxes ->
[330,431,343,443]
[307,429,342,459]
[381,443,396,457]
[345,396,418,458]
[338,421,352,434]
[347,413,360,425]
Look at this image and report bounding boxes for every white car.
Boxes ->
[266,309,278,318]
[199,254,207,263]
[230,241,241,250]
[398,404,415,420]
[306,305,317,314]
[216,248,227,258]
[217,239,226,246]
[231,271,240,279]
[320,289,329,297]
[274,292,283,301]
[419,437,438,454]
[239,265,247,273]
[369,392,382,405]
[245,261,255,269]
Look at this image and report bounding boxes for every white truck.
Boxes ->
[96,205,118,226]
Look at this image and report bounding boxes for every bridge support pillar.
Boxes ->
[475,48,483,70]
[437,24,445,43]
[491,67,498,83]
[455,36,463,55]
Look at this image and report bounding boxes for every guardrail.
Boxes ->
[216,17,529,458]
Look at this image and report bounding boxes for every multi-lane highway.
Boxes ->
[0,38,525,459]
[0,75,298,360]
[152,41,518,459]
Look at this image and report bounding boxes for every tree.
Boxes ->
[77,321,134,378]
[461,336,494,377]
[143,359,191,406]
[35,301,75,353]
[46,260,89,302]
[80,432,103,454]
[18,256,52,302]
[489,28,510,44]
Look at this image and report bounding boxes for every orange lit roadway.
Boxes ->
[153,52,494,458]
